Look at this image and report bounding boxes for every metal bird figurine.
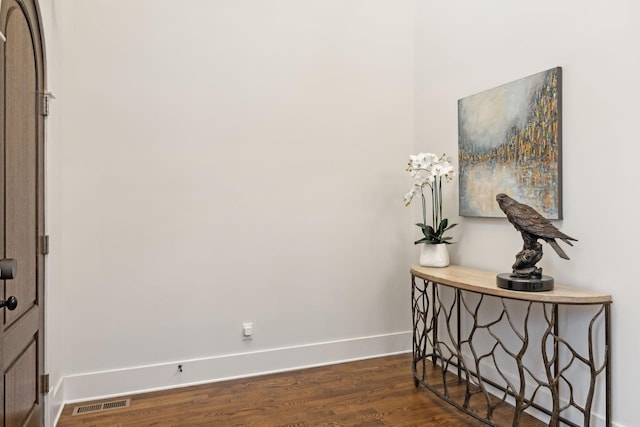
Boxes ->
[496,193,577,280]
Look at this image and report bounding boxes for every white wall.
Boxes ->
[416,1,640,426]
[45,0,415,415]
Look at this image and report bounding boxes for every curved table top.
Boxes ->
[411,264,612,304]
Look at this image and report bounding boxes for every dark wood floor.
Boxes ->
[57,353,544,426]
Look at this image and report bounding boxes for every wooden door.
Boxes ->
[0,0,46,426]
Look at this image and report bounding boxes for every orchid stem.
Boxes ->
[420,189,427,226]
[431,184,436,234]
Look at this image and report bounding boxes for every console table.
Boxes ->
[411,265,611,427]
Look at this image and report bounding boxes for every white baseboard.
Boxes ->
[48,377,65,427]
[61,331,411,404]
[52,333,626,427]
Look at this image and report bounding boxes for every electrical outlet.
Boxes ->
[242,322,253,338]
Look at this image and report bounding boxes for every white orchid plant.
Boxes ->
[404,153,457,245]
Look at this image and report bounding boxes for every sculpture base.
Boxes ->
[496,273,554,292]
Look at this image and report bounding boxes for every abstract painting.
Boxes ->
[458,67,562,218]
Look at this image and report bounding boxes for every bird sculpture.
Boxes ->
[496,193,577,279]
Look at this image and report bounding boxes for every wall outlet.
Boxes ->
[242,322,253,338]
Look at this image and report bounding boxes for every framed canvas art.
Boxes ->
[458,67,562,218]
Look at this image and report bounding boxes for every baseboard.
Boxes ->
[48,376,65,427]
[62,331,411,404]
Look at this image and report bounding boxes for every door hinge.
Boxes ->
[39,91,56,116]
[40,235,50,255]
[41,373,50,394]
[42,95,49,116]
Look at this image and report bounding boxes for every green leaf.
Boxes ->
[414,219,457,245]
[443,223,458,232]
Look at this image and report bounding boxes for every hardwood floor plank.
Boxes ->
[57,353,545,426]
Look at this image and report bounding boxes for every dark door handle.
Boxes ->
[0,258,17,280]
[0,259,18,310]
[0,296,17,310]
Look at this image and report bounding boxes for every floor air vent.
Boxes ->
[72,398,131,416]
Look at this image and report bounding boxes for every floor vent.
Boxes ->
[71,398,131,416]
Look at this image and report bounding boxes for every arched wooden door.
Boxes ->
[0,0,46,425]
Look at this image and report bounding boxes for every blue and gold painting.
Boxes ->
[458,67,562,218]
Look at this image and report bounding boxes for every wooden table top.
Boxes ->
[411,264,612,304]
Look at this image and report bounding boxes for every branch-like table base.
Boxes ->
[411,265,611,427]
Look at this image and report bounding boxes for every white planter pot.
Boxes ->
[419,243,450,267]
